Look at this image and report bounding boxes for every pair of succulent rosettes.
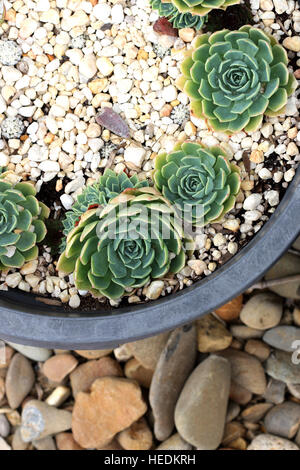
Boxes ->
[0,142,241,301]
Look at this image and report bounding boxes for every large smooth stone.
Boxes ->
[149,324,197,441]
[174,355,231,450]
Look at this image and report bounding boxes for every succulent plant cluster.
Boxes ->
[150,0,206,30]
[58,188,191,300]
[151,0,239,18]
[61,169,149,245]
[153,142,240,226]
[0,172,49,270]
[177,26,297,133]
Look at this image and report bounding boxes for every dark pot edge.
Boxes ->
[0,168,300,349]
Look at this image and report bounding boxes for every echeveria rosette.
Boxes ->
[150,0,206,30]
[177,25,298,134]
[0,172,49,270]
[57,187,193,300]
[153,142,240,226]
[164,0,239,16]
[61,169,149,242]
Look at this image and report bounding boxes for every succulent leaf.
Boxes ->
[177,26,298,133]
[0,172,49,271]
[58,188,193,300]
[153,142,240,226]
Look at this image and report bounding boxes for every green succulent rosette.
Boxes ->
[0,172,49,270]
[177,25,298,134]
[57,187,193,300]
[61,169,149,244]
[160,0,239,17]
[153,142,240,226]
[150,0,206,30]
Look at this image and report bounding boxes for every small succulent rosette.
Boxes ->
[61,169,149,244]
[157,0,239,17]
[58,187,194,300]
[153,142,240,226]
[0,172,49,270]
[177,25,298,134]
[150,0,206,30]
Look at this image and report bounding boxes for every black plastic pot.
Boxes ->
[0,168,300,350]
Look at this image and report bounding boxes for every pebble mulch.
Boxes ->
[0,0,299,309]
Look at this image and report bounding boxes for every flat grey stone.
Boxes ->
[265,253,300,299]
[263,326,300,353]
[263,379,286,404]
[266,351,300,384]
[5,353,35,409]
[264,402,300,439]
[7,342,52,362]
[149,324,197,441]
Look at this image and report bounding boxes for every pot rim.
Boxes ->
[0,169,300,349]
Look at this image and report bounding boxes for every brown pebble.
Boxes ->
[117,418,153,450]
[43,354,78,383]
[126,332,170,370]
[196,314,232,353]
[56,432,83,450]
[229,437,247,450]
[74,349,112,360]
[124,358,153,388]
[230,381,252,405]
[222,422,246,447]
[215,294,243,322]
[33,436,56,451]
[244,339,270,361]
[241,403,273,423]
[0,377,5,402]
[70,356,123,397]
[72,377,147,449]
[97,439,123,450]
[217,348,267,394]
[11,427,29,450]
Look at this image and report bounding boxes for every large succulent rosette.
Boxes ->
[153,142,240,226]
[0,172,49,270]
[177,25,297,133]
[163,0,239,16]
[57,188,193,300]
[150,0,206,30]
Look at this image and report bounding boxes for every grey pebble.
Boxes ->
[263,326,300,352]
